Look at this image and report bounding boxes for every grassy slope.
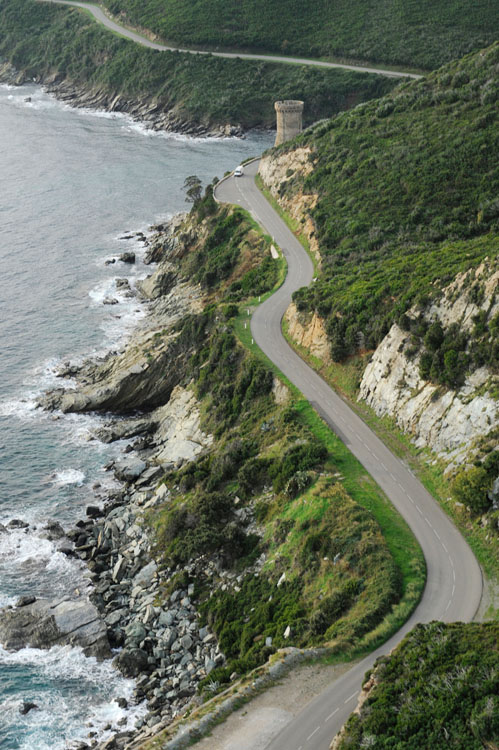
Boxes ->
[336,622,499,750]
[0,0,398,129]
[278,43,499,358]
[144,195,424,690]
[103,0,499,70]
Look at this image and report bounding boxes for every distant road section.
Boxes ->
[39,0,422,79]
[215,160,482,750]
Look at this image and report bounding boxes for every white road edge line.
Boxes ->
[345,692,358,704]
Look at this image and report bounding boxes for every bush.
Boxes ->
[452,466,492,514]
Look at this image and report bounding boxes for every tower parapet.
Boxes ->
[274,100,304,146]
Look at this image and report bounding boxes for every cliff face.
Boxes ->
[359,260,498,469]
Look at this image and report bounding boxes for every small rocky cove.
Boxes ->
[0,217,243,749]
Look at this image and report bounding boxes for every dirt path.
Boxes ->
[195,661,353,750]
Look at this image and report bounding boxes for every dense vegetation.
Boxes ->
[279,44,499,369]
[0,0,397,130]
[145,195,424,687]
[336,622,499,750]
[103,0,499,70]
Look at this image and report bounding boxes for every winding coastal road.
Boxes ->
[40,0,422,80]
[215,160,482,750]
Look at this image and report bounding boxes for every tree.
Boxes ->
[183,175,202,206]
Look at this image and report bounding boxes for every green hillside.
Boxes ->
[103,0,499,70]
[0,0,397,129]
[274,43,499,365]
[335,622,499,750]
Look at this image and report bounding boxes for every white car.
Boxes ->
[234,165,244,177]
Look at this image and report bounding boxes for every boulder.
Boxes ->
[133,560,157,588]
[119,252,136,264]
[0,598,110,659]
[7,519,29,530]
[114,456,147,482]
[114,647,150,677]
[41,521,66,540]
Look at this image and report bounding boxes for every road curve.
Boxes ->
[39,0,422,80]
[215,160,482,750]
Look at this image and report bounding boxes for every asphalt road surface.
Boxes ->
[40,0,422,79]
[215,160,482,750]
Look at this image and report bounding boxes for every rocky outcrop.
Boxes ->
[284,302,331,364]
[0,596,110,659]
[38,220,206,416]
[359,261,498,469]
[152,385,214,466]
[359,324,497,467]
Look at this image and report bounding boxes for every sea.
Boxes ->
[0,81,273,749]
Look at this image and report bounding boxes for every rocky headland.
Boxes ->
[0,61,243,138]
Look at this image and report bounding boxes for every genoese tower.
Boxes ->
[274,100,304,146]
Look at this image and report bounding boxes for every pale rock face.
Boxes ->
[359,324,497,467]
[272,376,290,404]
[152,385,213,466]
[426,264,499,333]
[259,151,321,265]
[285,302,331,364]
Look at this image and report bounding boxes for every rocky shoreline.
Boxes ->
[0,61,243,138]
[0,218,233,749]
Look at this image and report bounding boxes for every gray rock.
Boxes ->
[205,657,216,674]
[119,252,136,264]
[112,558,127,583]
[114,647,149,677]
[114,457,147,482]
[105,608,128,627]
[0,598,110,659]
[158,610,174,627]
[41,521,66,540]
[7,519,29,530]
[133,560,157,588]
[125,621,147,644]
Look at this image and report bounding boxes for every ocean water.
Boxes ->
[0,82,273,749]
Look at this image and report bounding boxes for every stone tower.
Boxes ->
[274,100,304,146]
